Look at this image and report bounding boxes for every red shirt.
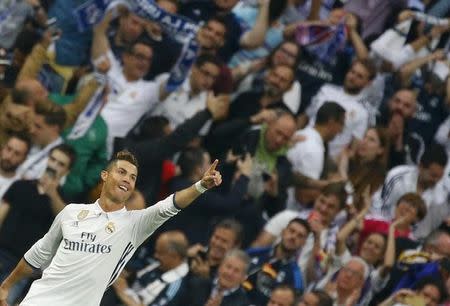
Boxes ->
[359,217,414,247]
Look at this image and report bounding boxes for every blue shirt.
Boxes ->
[245,246,303,305]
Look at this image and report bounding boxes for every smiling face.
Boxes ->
[101,160,137,204]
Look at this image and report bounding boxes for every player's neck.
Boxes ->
[98,195,125,212]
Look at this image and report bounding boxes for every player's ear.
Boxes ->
[101,170,108,182]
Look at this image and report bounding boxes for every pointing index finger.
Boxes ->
[207,159,219,173]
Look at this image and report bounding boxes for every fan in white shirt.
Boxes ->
[301,59,376,159]
[91,10,183,157]
[287,102,345,180]
[372,143,448,220]
[0,133,30,200]
[151,54,222,132]
[0,150,222,306]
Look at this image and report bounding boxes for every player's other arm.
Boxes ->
[0,258,34,304]
[0,208,65,304]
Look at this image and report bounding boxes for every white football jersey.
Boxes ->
[20,195,180,306]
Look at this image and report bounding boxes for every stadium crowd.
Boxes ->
[0,0,450,305]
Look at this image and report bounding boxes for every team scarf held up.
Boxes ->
[67,0,200,139]
[295,21,347,64]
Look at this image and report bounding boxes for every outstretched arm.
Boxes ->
[174,159,222,209]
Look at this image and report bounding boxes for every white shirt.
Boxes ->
[371,165,446,220]
[101,51,160,156]
[150,73,211,133]
[21,195,180,306]
[287,127,325,180]
[306,84,369,158]
[16,137,63,180]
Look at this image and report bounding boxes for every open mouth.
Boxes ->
[118,185,129,192]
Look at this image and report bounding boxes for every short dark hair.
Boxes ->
[34,101,67,130]
[352,58,377,81]
[207,15,228,35]
[7,131,31,155]
[13,28,40,55]
[214,219,244,247]
[10,88,31,106]
[287,218,311,234]
[136,116,170,140]
[124,37,153,56]
[396,192,427,222]
[271,285,296,306]
[315,102,346,125]
[322,182,347,210]
[178,147,206,177]
[413,276,447,303]
[309,290,333,306]
[194,53,222,69]
[50,143,77,169]
[420,142,448,168]
[108,150,139,170]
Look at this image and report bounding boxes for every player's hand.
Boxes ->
[0,284,9,306]
[200,160,222,189]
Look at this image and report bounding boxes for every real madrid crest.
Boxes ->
[105,221,116,234]
[77,210,89,221]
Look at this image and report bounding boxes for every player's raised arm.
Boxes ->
[174,159,222,209]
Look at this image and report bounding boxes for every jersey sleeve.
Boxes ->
[23,208,65,269]
[131,194,180,246]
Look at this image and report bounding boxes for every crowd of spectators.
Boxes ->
[0,0,450,305]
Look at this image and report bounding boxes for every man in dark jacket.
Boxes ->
[220,110,296,245]
[115,92,229,204]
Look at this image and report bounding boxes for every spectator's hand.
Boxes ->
[388,112,404,150]
[41,28,61,47]
[288,134,307,148]
[143,20,162,39]
[345,13,358,31]
[0,285,9,306]
[94,56,111,74]
[112,276,129,292]
[391,216,409,229]
[391,289,416,303]
[308,211,324,237]
[250,109,277,124]
[191,256,210,279]
[187,244,205,257]
[207,92,229,121]
[40,172,59,197]
[264,171,278,197]
[431,49,446,61]
[430,24,450,39]
[226,150,240,164]
[345,287,361,306]
[204,290,223,306]
[398,10,415,22]
[200,159,222,189]
[236,153,253,177]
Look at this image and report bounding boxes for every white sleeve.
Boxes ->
[351,108,369,140]
[24,208,65,269]
[105,50,122,76]
[264,211,297,237]
[305,88,326,122]
[131,194,180,246]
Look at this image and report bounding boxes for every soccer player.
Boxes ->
[0,150,222,306]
